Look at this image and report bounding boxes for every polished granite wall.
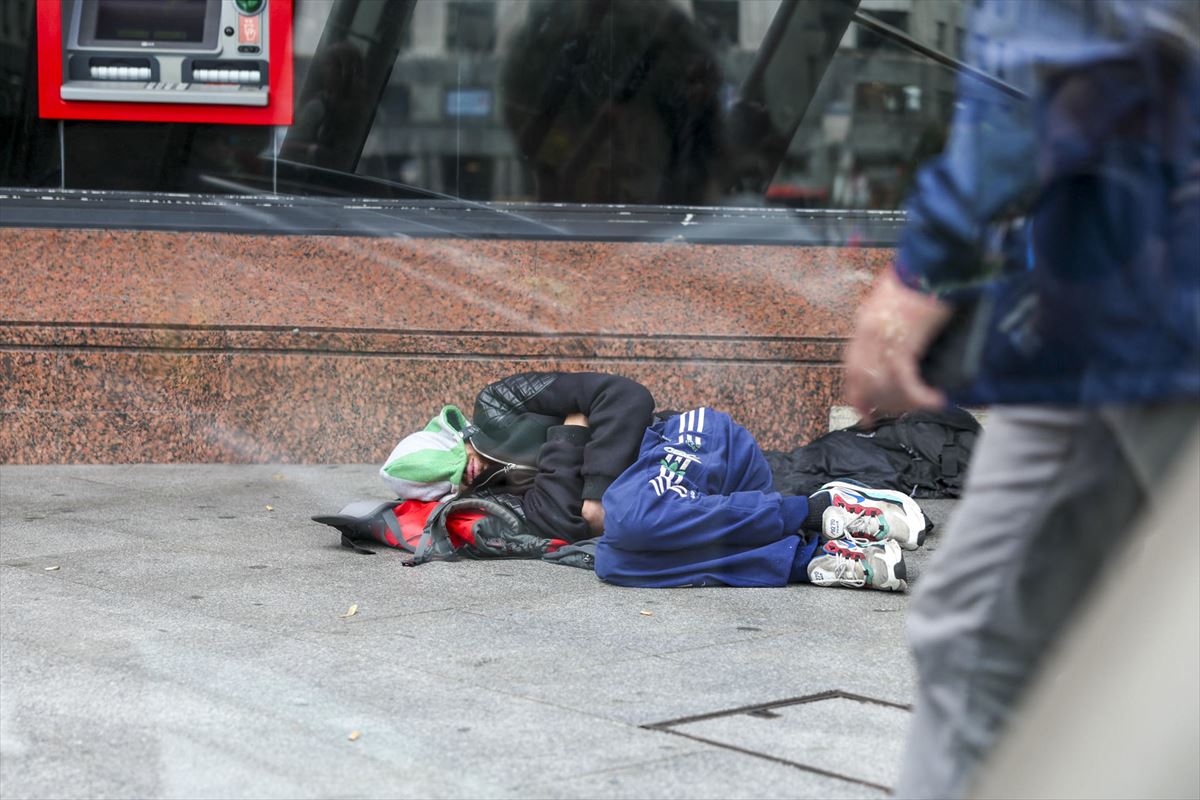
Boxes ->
[0,228,889,463]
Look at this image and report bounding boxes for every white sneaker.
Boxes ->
[816,480,927,550]
[807,538,908,592]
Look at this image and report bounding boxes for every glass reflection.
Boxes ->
[500,0,727,204]
[0,0,976,213]
[355,0,967,210]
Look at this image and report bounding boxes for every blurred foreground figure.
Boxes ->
[841,1,1200,797]
[500,0,727,204]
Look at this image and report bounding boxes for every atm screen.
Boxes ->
[93,0,209,44]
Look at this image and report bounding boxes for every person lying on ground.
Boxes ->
[340,378,928,582]
[596,406,926,591]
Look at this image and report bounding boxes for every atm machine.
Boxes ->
[38,0,292,124]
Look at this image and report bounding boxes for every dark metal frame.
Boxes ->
[0,186,907,245]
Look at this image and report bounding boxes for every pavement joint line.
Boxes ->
[645,726,894,794]
[642,689,912,729]
[641,690,911,794]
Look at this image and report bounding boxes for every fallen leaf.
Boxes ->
[44,565,60,571]
[347,730,361,741]
[340,604,358,618]
[265,505,274,511]
[639,610,654,617]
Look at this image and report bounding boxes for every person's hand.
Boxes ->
[563,413,589,427]
[581,499,605,536]
[843,269,954,425]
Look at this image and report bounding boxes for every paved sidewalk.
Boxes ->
[0,465,955,800]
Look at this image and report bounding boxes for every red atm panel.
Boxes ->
[38,0,293,125]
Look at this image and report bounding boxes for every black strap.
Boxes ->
[341,533,376,555]
[940,426,960,478]
[380,507,406,548]
[403,499,456,567]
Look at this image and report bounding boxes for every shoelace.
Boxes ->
[827,553,867,588]
[833,496,888,543]
[822,542,867,588]
[845,514,884,540]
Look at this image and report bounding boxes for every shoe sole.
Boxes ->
[879,540,908,592]
[820,480,926,550]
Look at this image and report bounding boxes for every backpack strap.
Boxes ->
[340,534,377,555]
[403,494,534,566]
[940,425,961,479]
[403,499,460,566]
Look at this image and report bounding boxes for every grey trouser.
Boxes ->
[893,403,1199,799]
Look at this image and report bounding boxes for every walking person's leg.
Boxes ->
[894,404,1196,798]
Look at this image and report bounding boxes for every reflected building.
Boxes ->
[790,0,967,209]
[283,0,973,208]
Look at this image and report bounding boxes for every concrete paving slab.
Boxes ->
[477,585,829,653]
[666,694,910,790]
[0,464,960,799]
[511,748,886,800]
[651,603,919,708]
[487,651,813,728]
[1,569,703,799]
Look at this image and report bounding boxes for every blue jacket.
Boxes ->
[596,407,818,588]
[899,0,1200,404]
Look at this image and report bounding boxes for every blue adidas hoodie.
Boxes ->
[596,407,819,588]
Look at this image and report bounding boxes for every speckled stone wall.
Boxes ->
[0,228,891,464]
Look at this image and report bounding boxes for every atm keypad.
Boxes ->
[192,69,262,85]
[90,66,153,81]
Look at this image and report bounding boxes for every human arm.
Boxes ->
[519,413,606,540]
[843,270,954,423]
[470,372,653,539]
[520,421,592,542]
[844,8,1038,420]
[563,413,607,536]
[522,373,655,500]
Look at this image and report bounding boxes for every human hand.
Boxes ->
[843,269,953,425]
[563,413,589,427]
[581,499,605,536]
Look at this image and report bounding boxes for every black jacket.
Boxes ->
[465,372,655,542]
[765,407,980,499]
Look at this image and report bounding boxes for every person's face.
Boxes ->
[464,441,495,486]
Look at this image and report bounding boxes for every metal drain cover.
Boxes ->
[646,691,910,791]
